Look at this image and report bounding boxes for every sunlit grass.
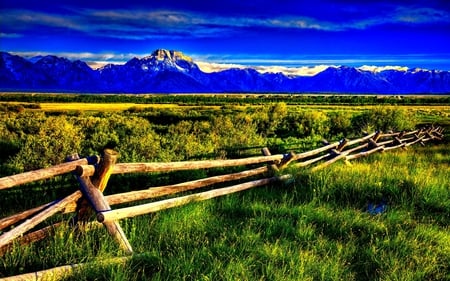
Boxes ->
[38,102,217,112]
[2,99,449,115]
[1,144,448,280]
[35,103,450,115]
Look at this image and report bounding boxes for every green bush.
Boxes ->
[76,114,161,162]
[8,116,83,172]
[352,107,417,133]
[162,114,264,160]
[288,111,330,138]
[328,111,353,138]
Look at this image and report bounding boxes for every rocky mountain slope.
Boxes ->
[1,49,449,93]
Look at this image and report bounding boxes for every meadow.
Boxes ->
[0,93,449,280]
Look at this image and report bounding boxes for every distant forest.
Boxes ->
[0,93,449,106]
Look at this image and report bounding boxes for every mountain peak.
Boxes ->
[1,51,449,93]
[150,49,193,63]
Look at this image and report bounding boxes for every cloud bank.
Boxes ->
[196,62,334,76]
[2,4,449,41]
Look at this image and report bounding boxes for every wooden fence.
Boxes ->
[0,125,444,280]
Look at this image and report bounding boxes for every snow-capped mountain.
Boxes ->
[306,66,393,93]
[0,49,449,93]
[98,49,207,92]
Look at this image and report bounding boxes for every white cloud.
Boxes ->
[10,51,141,69]
[345,6,450,30]
[256,65,334,76]
[196,62,247,72]
[3,10,82,30]
[2,5,449,42]
[12,51,139,61]
[197,61,335,76]
[393,7,450,24]
[0,32,23,38]
[358,65,409,72]
[84,61,107,69]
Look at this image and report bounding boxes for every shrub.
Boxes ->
[328,111,353,138]
[8,116,83,172]
[126,106,144,113]
[77,114,161,162]
[352,107,417,133]
[286,111,330,138]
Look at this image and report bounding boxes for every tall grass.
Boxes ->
[1,145,449,280]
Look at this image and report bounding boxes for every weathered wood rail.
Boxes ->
[0,125,444,280]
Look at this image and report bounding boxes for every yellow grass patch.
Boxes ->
[38,102,178,111]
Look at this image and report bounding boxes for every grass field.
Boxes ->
[2,100,450,128]
[0,95,449,280]
[4,101,201,111]
[1,144,448,280]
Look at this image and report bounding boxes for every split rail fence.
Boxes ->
[0,125,444,280]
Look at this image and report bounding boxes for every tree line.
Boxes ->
[0,93,449,106]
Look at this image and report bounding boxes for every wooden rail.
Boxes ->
[0,256,131,281]
[0,156,99,190]
[0,191,82,248]
[75,154,285,177]
[0,125,444,280]
[98,174,292,223]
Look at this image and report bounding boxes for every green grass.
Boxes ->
[0,94,448,279]
[1,144,449,280]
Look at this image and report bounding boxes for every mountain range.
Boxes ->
[1,49,449,94]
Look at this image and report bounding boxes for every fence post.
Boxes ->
[75,149,116,222]
[278,152,296,169]
[261,147,279,174]
[75,149,133,254]
[336,139,348,152]
[77,177,133,254]
[92,149,118,192]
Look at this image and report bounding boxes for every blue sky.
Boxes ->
[1,0,450,71]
